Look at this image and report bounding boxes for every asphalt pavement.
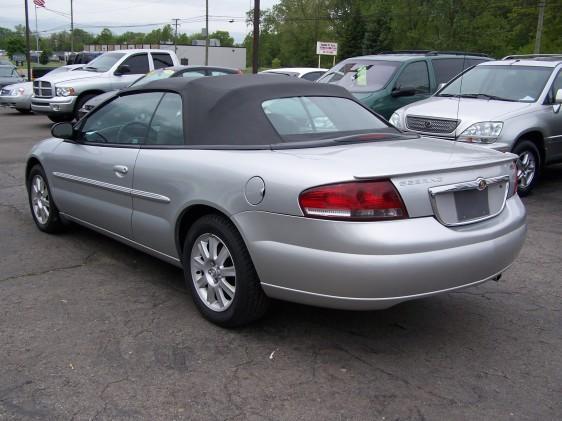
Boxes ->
[0,108,560,420]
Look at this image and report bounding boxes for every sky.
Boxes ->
[0,0,279,43]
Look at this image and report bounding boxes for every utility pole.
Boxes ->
[205,0,209,65]
[534,0,546,54]
[70,0,74,52]
[172,18,180,54]
[252,0,260,73]
[24,0,32,80]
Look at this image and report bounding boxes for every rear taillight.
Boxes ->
[510,160,518,197]
[299,180,408,221]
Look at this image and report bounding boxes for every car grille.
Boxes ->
[33,80,53,98]
[406,116,459,134]
[1,88,11,96]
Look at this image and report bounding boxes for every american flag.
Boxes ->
[33,0,46,7]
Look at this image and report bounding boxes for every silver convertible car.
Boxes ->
[26,76,527,326]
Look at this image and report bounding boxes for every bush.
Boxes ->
[271,57,281,69]
[39,50,51,65]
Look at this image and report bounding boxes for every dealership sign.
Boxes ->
[316,42,338,56]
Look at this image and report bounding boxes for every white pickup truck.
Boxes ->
[31,49,180,122]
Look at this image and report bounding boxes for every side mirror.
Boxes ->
[114,64,131,76]
[555,88,562,104]
[391,86,417,97]
[437,82,447,91]
[51,122,75,140]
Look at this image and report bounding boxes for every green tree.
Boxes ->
[39,49,51,65]
[95,28,114,44]
[6,37,26,59]
[210,31,234,47]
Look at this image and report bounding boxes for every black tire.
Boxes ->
[27,165,64,233]
[512,140,541,197]
[16,108,32,114]
[182,214,269,327]
[74,94,97,120]
[48,114,73,123]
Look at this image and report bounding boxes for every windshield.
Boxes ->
[439,65,553,103]
[262,96,393,142]
[131,68,175,87]
[0,67,16,77]
[83,53,125,72]
[317,60,400,92]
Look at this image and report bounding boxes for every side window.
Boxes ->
[80,92,163,145]
[181,69,206,79]
[301,71,325,81]
[432,59,464,85]
[122,53,149,74]
[147,93,184,145]
[152,53,174,69]
[395,61,430,93]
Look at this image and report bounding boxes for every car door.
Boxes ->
[131,92,185,258]
[378,61,431,118]
[543,69,562,160]
[112,53,151,89]
[49,91,164,238]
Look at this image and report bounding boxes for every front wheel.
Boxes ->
[27,165,64,233]
[17,108,32,114]
[182,214,269,327]
[513,140,540,197]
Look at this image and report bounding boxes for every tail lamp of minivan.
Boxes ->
[299,180,408,221]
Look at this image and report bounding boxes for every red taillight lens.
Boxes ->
[510,160,518,197]
[299,180,408,221]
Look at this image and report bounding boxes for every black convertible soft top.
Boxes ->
[122,74,357,147]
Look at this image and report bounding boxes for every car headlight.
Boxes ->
[389,112,402,129]
[12,87,25,96]
[458,122,503,144]
[56,86,75,97]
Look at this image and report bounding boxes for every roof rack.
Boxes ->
[502,54,562,61]
[377,50,489,57]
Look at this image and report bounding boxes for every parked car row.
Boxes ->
[318,51,562,196]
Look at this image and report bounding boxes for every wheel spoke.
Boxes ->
[221,266,236,278]
[208,236,219,260]
[215,287,226,307]
[219,278,235,297]
[192,256,205,270]
[206,284,216,304]
[216,246,229,267]
[194,273,207,288]
[197,240,210,261]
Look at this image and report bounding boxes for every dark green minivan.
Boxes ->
[317,51,490,119]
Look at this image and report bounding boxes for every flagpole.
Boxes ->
[34,4,39,52]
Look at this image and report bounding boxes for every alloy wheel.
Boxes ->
[517,151,536,190]
[190,233,236,312]
[30,174,51,224]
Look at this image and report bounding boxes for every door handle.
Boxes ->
[113,165,129,176]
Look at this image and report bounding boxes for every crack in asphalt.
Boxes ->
[0,252,97,284]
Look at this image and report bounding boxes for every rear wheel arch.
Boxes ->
[175,204,242,260]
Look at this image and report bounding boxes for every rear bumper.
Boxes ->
[31,96,76,115]
[233,196,527,310]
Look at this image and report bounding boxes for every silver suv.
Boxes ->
[31,49,179,122]
[390,55,562,195]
